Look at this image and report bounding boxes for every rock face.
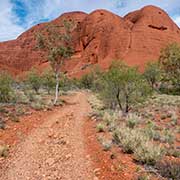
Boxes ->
[0,5,180,76]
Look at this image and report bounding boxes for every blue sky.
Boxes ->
[0,0,180,42]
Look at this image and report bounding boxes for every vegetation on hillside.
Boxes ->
[36,20,74,104]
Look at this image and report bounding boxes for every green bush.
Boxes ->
[126,113,140,129]
[31,102,45,111]
[143,122,161,141]
[113,127,149,153]
[26,69,42,94]
[159,43,180,95]
[79,73,95,89]
[41,68,56,94]
[99,61,152,113]
[0,71,14,103]
[137,174,150,180]
[101,140,112,151]
[96,123,105,132]
[156,160,180,180]
[143,62,161,90]
[160,129,175,144]
[134,141,164,165]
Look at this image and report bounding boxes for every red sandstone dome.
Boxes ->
[0,5,180,76]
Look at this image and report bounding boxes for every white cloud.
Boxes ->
[0,0,25,42]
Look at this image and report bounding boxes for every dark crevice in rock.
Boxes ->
[148,25,168,31]
[82,36,95,50]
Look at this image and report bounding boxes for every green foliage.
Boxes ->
[31,101,45,111]
[113,127,164,165]
[35,20,74,104]
[159,43,180,95]
[26,69,42,94]
[137,174,150,180]
[161,129,175,144]
[143,62,161,90]
[101,140,112,151]
[0,71,14,103]
[59,73,74,91]
[36,33,46,49]
[113,127,149,154]
[79,66,103,90]
[99,61,152,113]
[41,68,56,94]
[36,20,74,72]
[79,73,95,89]
[156,160,180,180]
[134,141,164,165]
[96,123,105,132]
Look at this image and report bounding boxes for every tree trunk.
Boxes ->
[54,72,60,105]
[116,89,123,111]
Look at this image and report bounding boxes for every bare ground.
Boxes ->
[0,91,94,180]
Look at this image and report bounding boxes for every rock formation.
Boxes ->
[0,5,180,76]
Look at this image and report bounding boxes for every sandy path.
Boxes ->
[0,91,94,180]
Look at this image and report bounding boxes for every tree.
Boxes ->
[36,20,74,104]
[0,71,14,103]
[80,73,95,89]
[143,62,161,90]
[159,43,180,93]
[26,69,42,94]
[41,68,56,94]
[100,61,151,114]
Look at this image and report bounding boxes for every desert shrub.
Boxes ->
[79,66,103,90]
[41,68,56,94]
[171,111,178,126]
[156,160,180,180]
[126,113,140,129]
[31,102,45,111]
[143,122,161,141]
[113,127,149,153]
[79,73,94,89]
[15,105,25,116]
[113,126,164,165]
[159,43,180,95]
[161,129,175,144]
[15,90,29,104]
[134,141,164,165]
[103,111,118,126]
[99,61,152,113]
[88,94,105,111]
[143,61,161,90]
[26,69,42,94]
[96,123,105,132]
[166,147,180,158]
[126,118,138,129]
[137,174,150,180]
[101,140,112,151]
[0,71,14,103]
[0,145,9,157]
[59,73,74,91]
